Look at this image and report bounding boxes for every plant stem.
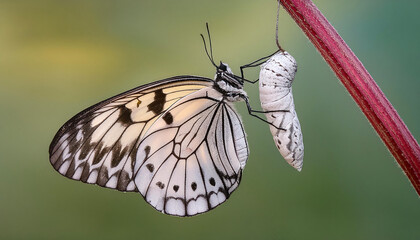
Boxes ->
[278,0,420,195]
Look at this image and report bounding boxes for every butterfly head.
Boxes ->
[214,61,247,102]
[217,62,232,74]
[215,61,243,88]
[200,23,245,101]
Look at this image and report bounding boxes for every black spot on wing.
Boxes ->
[144,146,151,156]
[146,163,154,172]
[156,181,165,189]
[110,142,129,168]
[117,170,131,190]
[119,106,134,126]
[68,135,83,157]
[173,185,179,192]
[92,143,109,165]
[79,134,94,160]
[80,162,90,182]
[191,182,197,191]
[65,160,77,178]
[209,177,216,186]
[162,112,173,125]
[147,89,166,114]
[97,167,109,186]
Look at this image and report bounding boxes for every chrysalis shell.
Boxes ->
[259,51,304,171]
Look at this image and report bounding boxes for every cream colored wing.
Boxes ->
[49,76,213,191]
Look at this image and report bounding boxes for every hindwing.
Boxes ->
[133,87,248,216]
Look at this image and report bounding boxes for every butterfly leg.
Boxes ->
[244,98,287,131]
[240,50,279,84]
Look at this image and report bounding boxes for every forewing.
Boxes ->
[134,87,249,216]
[49,76,213,192]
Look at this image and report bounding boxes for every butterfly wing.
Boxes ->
[134,87,249,216]
[49,76,213,192]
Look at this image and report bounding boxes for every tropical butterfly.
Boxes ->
[49,24,268,217]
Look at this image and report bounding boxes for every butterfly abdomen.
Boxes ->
[259,51,304,171]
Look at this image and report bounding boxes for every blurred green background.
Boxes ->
[1,0,419,239]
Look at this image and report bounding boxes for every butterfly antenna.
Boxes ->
[200,29,217,68]
[276,0,285,52]
[206,22,215,62]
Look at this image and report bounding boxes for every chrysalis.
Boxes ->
[259,50,304,171]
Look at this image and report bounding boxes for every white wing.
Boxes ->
[134,87,249,216]
[49,76,213,191]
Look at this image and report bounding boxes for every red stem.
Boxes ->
[278,0,420,195]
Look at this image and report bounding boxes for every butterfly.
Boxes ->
[49,25,254,217]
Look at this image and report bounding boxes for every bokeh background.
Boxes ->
[1,0,419,239]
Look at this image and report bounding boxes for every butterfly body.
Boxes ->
[214,63,247,102]
[259,51,304,171]
[50,62,249,216]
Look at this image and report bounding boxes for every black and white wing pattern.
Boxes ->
[49,76,214,192]
[50,61,250,216]
[134,87,248,216]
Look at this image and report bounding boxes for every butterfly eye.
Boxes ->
[218,62,228,72]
